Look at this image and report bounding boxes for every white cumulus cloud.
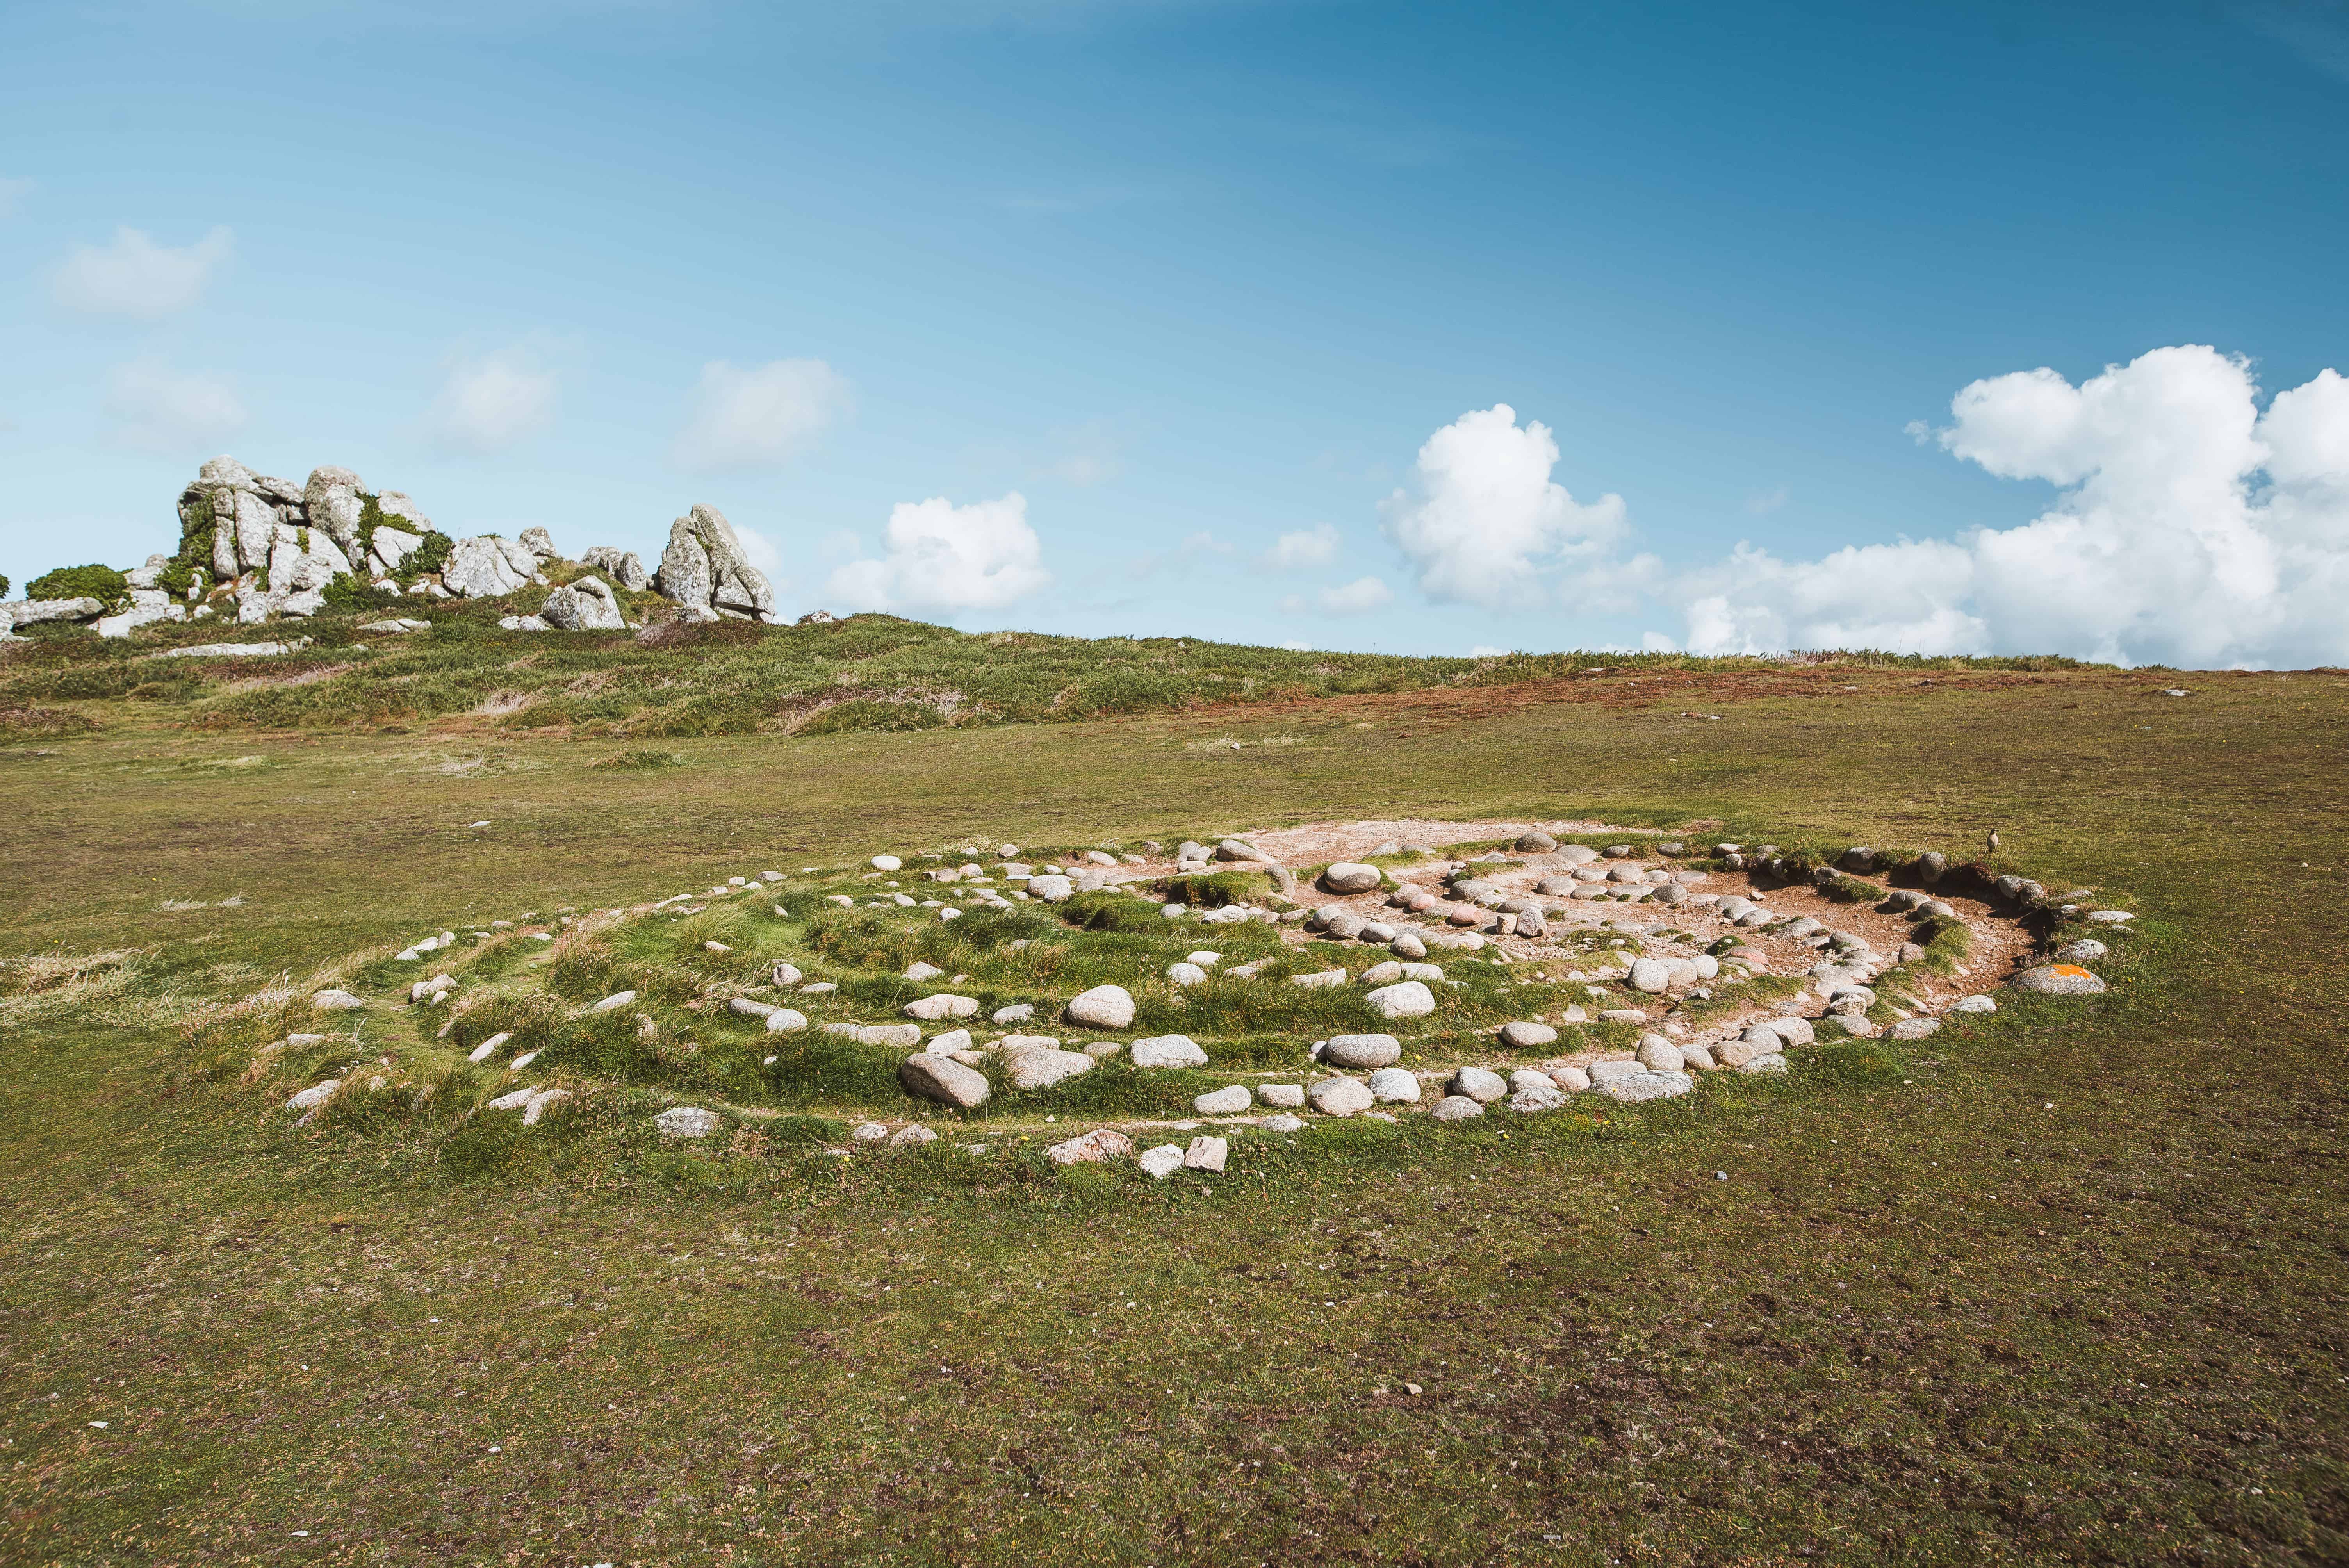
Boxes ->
[674,358,850,472]
[1674,346,2349,668]
[1316,575,1392,614]
[426,347,557,454]
[53,225,233,318]
[103,362,246,453]
[1381,404,1627,608]
[826,492,1050,613]
[1264,522,1340,569]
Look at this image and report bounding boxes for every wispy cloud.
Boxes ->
[1035,418,1125,485]
[1280,574,1392,615]
[1129,529,1233,579]
[103,361,246,453]
[53,226,234,319]
[425,345,559,455]
[1262,522,1339,569]
[2244,1,2349,83]
[993,186,1164,215]
[673,358,850,472]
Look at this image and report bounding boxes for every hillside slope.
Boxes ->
[0,595,2087,739]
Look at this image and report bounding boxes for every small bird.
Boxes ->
[1987,829,2002,852]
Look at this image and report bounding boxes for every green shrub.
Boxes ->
[321,576,376,613]
[25,564,127,604]
[1910,913,1972,973]
[0,574,10,599]
[359,494,453,586]
[1059,891,1168,933]
[405,531,452,583]
[172,492,216,583]
[1159,871,1264,907]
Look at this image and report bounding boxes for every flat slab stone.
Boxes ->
[656,1106,723,1138]
[1184,1135,1228,1172]
[1131,1034,1208,1068]
[1596,1070,1694,1103]
[1005,1047,1094,1090]
[2014,964,2107,994]
[900,1053,989,1108]
[1047,1127,1134,1165]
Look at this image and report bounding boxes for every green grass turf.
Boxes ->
[1,656,2345,1563]
[0,592,2087,741]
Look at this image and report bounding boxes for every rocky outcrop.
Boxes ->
[0,597,105,638]
[23,458,767,637]
[581,546,649,592]
[365,525,424,579]
[441,536,540,599]
[653,504,777,623]
[376,492,432,531]
[539,575,626,631]
[97,590,188,638]
[303,467,366,563]
[173,455,479,620]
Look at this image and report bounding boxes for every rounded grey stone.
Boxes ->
[1307,1076,1375,1117]
[1130,1033,1209,1068]
[1363,980,1435,1020]
[1322,1033,1401,1069]
[1066,984,1137,1028]
[1449,1066,1509,1103]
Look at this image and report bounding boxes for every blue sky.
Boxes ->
[5,0,2347,664]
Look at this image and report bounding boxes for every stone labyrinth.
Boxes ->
[259,820,2133,1179]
